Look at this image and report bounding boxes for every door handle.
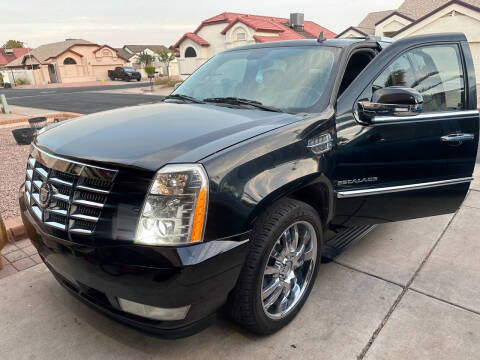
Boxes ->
[441,133,475,142]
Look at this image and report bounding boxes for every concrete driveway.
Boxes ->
[1,168,479,360]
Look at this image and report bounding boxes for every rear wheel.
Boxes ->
[227,198,322,334]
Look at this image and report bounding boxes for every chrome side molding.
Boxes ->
[336,177,473,198]
[373,109,479,123]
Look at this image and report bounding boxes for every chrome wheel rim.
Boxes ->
[261,221,318,319]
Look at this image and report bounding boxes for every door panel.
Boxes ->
[332,36,478,227]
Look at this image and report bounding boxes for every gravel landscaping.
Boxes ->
[0,125,31,219]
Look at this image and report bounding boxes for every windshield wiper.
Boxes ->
[164,94,205,104]
[203,97,284,113]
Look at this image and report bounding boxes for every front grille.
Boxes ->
[24,145,118,236]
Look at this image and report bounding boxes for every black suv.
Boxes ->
[20,33,478,337]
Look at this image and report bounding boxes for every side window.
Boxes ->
[373,54,415,89]
[373,44,465,112]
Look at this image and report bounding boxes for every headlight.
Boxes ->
[135,164,209,246]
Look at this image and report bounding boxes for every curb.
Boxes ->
[4,216,26,242]
[0,112,83,126]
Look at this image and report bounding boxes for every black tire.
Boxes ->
[227,198,323,335]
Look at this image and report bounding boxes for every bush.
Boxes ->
[0,73,3,85]
[154,76,182,87]
[15,78,29,85]
[166,79,182,87]
[144,66,156,77]
[154,77,169,85]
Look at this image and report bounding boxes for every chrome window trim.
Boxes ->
[372,109,479,124]
[336,177,473,198]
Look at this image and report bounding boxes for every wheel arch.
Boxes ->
[247,173,334,231]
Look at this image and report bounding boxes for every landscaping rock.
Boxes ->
[0,125,30,220]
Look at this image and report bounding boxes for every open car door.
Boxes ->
[333,33,479,226]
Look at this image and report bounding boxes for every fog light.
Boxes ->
[118,298,190,321]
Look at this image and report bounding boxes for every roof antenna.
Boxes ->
[317,31,326,42]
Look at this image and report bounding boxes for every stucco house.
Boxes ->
[171,12,336,75]
[337,0,480,82]
[121,45,167,65]
[6,39,128,84]
[116,45,178,77]
[0,48,30,69]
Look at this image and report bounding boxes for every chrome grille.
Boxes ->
[24,144,118,235]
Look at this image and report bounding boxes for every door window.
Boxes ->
[373,44,465,112]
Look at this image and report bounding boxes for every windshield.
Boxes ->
[172,46,341,113]
[124,67,136,72]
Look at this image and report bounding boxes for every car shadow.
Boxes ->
[57,285,262,355]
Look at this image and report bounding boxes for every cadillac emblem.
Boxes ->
[39,181,52,207]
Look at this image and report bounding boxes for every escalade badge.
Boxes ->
[337,177,378,186]
[39,181,53,207]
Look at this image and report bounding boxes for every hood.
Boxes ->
[36,102,300,171]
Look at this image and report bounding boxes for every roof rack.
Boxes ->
[317,31,326,43]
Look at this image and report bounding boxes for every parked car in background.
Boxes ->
[20,33,478,338]
[108,66,141,81]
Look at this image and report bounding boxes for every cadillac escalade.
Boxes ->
[20,33,479,337]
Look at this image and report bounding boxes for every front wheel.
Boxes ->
[227,198,322,334]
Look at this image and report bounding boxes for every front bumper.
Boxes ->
[19,192,249,338]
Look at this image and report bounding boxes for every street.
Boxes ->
[0,82,165,114]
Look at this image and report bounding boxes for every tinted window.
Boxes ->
[173,46,341,113]
[373,44,465,112]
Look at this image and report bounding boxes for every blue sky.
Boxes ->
[2,0,403,48]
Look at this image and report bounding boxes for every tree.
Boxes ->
[3,40,24,49]
[136,51,154,67]
[156,49,175,77]
[144,66,156,91]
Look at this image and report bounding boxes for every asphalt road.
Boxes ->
[0,82,165,114]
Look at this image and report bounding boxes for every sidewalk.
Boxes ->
[1,166,479,359]
[98,85,174,96]
[0,105,82,126]
[12,80,124,90]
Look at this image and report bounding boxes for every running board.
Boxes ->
[322,225,376,261]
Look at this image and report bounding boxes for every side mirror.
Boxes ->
[174,82,183,90]
[357,86,423,123]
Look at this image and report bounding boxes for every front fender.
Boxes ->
[202,116,335,241]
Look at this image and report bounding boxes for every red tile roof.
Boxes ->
[172,12,336,49]
[220,15,286,34]
[172,32,210,49]
[0,48,30,66]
